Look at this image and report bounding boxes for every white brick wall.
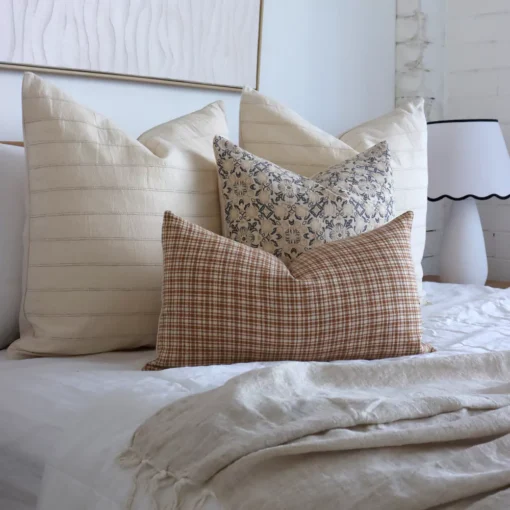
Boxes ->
[395,0,446,276]
[448,42,510,73]
[397,1,510,280]
[396,0,446,119]
[446,2,510,281]
[448,0,510,18]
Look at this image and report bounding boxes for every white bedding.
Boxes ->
[1,282,510,510]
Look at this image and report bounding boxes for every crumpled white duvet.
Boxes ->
[1,282,510,510]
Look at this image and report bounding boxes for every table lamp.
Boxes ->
[428,119,510,285]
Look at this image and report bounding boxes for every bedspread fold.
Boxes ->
[119,351,510,510]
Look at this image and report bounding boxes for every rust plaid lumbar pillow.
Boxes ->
[144,211,433,370]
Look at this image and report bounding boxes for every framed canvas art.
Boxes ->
[0,0,263,91]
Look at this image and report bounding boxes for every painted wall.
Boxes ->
[445,0,510,281]
[0,0,396,148]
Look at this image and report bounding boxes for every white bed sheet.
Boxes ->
[0,350,156,510]
[1,282,510,510]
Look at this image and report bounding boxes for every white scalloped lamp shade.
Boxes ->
[428,120,510,200]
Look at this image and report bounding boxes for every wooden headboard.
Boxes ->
[0,141,24,147]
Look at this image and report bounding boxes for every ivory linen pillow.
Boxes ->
[8,73,229,359]
[145,211,433,370]
[214,136,393,264]
[240,88,428,296]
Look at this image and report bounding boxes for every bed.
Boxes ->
[2,67,510,509]
[1,281,510,510]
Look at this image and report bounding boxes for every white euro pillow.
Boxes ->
[0,144,27,349]
[240,88,428,297]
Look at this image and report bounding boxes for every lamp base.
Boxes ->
[439,198,488,285]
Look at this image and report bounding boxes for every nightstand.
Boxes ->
[423,275,510,289]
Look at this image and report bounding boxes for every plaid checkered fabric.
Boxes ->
[144,211,434,370]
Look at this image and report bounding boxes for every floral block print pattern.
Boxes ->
[214,136,394,264]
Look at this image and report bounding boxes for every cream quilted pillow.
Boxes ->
[8,73,229,359]
[240,88,427,296]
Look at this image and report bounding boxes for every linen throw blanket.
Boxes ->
[119,352,510,510]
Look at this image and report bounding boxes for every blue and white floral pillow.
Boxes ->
[213,136,394,264]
